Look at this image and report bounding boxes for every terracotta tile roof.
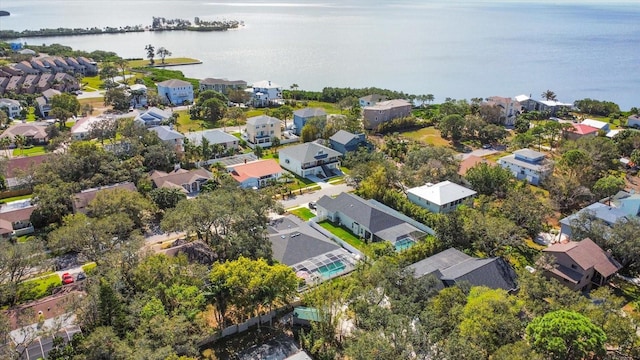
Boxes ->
[543,238,622,278]
[458,155,494,176]
[229,159,283,183]
[570,123,599,135]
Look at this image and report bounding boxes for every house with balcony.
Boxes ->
[6,75,24,93]
[245,115,281,147]
[514,94,573,115]
[149,126,185,152]
[0,200,36,239]
[497,148,553,185]
[0,98,22,119]
[279,142,342,179]
[249,80,282,107]
[292,107,327,135]
[542,238,622,291]
[157,79,194,105]
[21,74,40,94]
[199,78,247,94]
[485,96,522,126]
[227,159,285,188]
[407,181,477,214]
[30,59,50,73]
[362,99,412,130]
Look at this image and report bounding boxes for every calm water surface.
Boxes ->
[2,0,639,109]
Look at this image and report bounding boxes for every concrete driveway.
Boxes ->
[280,183,353,209]
[458,149,498,160]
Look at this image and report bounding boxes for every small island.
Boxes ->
[0,16,242,40]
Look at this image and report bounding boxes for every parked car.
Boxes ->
[76,272,87,281]
[62,273,74,285]
[308,202,317,210]
[482,144,492,149]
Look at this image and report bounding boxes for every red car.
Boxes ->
[62,273,74,285]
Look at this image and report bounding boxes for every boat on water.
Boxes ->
[0,10,10,17]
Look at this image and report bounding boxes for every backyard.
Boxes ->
[287,207,315,221]
[318,220,372,257]
[13,145,46,157]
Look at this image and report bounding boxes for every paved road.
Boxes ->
[280,183,353,209]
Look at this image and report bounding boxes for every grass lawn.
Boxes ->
[302,101,342,115]
[318,220,372,257]
[484,151,511,162]
[288,207,315,221]
[400,127,451,147]
[128,57,201,68]
[26,107,36,122]
[81,75,103,90]
[13,145,46,157]
[175,110,214,133]
[246,109,268,118]
[19,273,62,302]
[0,194,32,204]
[82,262,97,274]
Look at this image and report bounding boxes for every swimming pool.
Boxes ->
[395,238,415,252]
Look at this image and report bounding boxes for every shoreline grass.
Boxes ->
[128,57,201,68]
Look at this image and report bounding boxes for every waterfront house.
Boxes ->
[268,215,356,286]
[407,181,477,214]
[199,78,247,94]
[359,94,388,108]
[185,129,239,155]
[514,94,572,115]
[150,168,212,194]
[0,122,49,145]
[542,238,621,291]
[329,130,369,155]
[497,148,553,185]
[0,98,22,119]
[316,192,426,249]
[72,182,137,214]
[279,142,341,179]
[134,107,172,127]
[249,80,282,107]
[227,159,284,188]
[77,57,98,75]
[245,115,281,147]
[13,61,39,75]
[292,107,327,135]
[64,57,86,75]
[149,125,185,152]
[157,79,194,105]
[407,248,518,292]
[362,99,412,130]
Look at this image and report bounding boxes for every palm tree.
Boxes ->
[426,94,435,104]
[14,135,26,156]
[290,83,299,100]
[114,58,129,85]
[144,44,155,65]
[0,137,11,157]
[156,47,172,65]
[541,90,557,101]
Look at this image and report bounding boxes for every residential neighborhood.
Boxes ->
[1,40,640,360]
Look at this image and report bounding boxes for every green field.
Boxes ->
[399,127,451,147]
[288,207,315,221]
[128,57,201,68]
[81,75,103,90]
[19,273,62,302]
[318,220,372,257]
[13,145,46,157]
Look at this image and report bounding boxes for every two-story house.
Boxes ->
[485,96,522,126]
[128,84,148,108]
[245,115,281,147]
[157,79,194,105]
[359,94,388,108]
[293,107,327,135]
[250,80,282,107]
[0,98,22,119]
[362,99,412,130]
[329,130,370,155]
[497,148,553,185]
[199,78,247,94]
[542,238,622,291]
[279,142,341,179]
[407,181,477,214]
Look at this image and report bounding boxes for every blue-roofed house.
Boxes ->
[156,79,194,105]
[497,148,553,185]
[292,107,327,135]
[406,248,518,292]
[609,191,640,217]
[329,130,370,155]
[559,202,630,239]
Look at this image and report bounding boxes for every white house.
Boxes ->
[407,181,477,214]
[0,98,22,119]
[245,115,281,147]
[627,114,640,128]
[156,79,194,105]
[279,142,342,179]
[185,129,239,153]
[249,80,282,107]
[581,119,610,133]
[485,96,521,126]
[128,84,148,108]
[71,116,113,140]
[498,149,553,185]
[228,159,284,188]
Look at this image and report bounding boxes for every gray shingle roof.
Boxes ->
[157,79,192,88]
[268,216,341,266]
[329,130,358,145]
[407,248,518,291]
[293,107,327,118]
[149,126,184,141]
[247,115,280,126]
[185,129,237,146]
[278,142,341,164]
